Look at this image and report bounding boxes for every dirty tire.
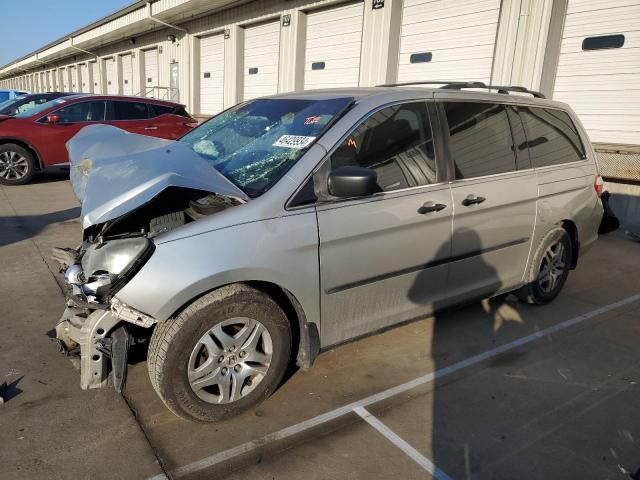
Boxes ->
[517,227,572,305]
[148,284,291,422]
[0,143,36,185]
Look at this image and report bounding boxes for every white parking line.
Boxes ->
[152,293,640,479]
[354,406,453,480]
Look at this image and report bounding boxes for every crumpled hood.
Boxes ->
[67,124,248,229]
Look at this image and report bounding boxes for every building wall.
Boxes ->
[1,0,638,157]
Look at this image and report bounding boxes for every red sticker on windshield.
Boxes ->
[304,115,320,125]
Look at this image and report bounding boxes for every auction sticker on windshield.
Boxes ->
[273,135,316,149]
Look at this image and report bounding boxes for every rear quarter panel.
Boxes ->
[531,104,602,263]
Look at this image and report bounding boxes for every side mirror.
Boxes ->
[46,114,60,124]
[328,166,379,198]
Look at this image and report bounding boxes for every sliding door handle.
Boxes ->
[462,195,486,206]
[418,201,447,214]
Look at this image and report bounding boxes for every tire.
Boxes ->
[0,143,37,185]
[517,228,573,305]
[148,284,292,422]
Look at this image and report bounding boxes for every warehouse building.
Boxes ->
[0,0,639,188]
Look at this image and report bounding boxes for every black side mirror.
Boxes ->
[328,166,379,198]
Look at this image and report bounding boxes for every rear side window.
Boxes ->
[518,107,586,168]
[330,102,436,191]
[171,106,191,118]
[443,102,516,179]
[148,104,173,117]
[111,101,150,120]
[55,101,106,123]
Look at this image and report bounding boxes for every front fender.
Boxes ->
[114,212,320,332]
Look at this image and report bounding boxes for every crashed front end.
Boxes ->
[54,238,157,391]
[53,124,247,391]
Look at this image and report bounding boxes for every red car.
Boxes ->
[0,95,198,185]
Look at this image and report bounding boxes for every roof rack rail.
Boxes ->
[377,80,546,99]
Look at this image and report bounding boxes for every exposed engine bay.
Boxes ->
[54,187,240,307]
[53,124,247,392]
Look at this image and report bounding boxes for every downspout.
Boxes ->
[146,1,191,108]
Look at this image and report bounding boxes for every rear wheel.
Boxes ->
[518,228,572,304]
[0,144,36,185]
[148,284,291,422]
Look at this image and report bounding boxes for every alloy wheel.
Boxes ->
[537,241,566,293]
[0,151,29,181]
[188,317,273,404]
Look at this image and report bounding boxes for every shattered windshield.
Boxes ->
[180,97,353,197]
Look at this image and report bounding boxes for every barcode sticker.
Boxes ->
[273,135,316,149]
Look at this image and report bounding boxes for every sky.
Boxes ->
[0,0,134,66]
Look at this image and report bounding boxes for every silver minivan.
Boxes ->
[55,82,604,422]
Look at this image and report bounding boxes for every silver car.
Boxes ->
[55,82,604,422]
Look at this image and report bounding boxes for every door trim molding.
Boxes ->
[325,237,529,294]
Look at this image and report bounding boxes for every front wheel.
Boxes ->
[147,284,292,422]
[0,144,36,185]
[518,228,572,305]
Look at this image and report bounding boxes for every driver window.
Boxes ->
[329,102,436,192]
[55,101,106,124]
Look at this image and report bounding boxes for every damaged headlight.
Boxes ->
[76,238,152,300]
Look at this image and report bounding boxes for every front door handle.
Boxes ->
[144,126,158,131]
[418,201,447,214]
[462,194,486,206]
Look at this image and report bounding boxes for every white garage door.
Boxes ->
[105,58,117,94]
[199,33,225,115]
[144,48,159,97]
[90,61,100,93]
[553,1,640,145]
[69,66,77,92]
[397,0,501,83]
[78,64,88,92]
[40,72,47,91]
[243,20,280,101]
[59,69,66,91]
[304,2,364,90]
[121,54,134,95]
[49,70,57,91]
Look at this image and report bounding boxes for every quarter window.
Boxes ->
[148,104,173,117]
[111,101,150,120]
[54,101,106,123]
[330,102,436,192]
[518,107,585,168]
[443,102,516,179]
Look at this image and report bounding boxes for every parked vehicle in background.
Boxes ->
[54,82,604,422]
[0,92,74,116]
[0,95,197,184]
[0,89,28,102]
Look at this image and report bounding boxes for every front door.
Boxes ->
[437,99,537,302]
[317,101,453,347]
[37,100,107,165]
